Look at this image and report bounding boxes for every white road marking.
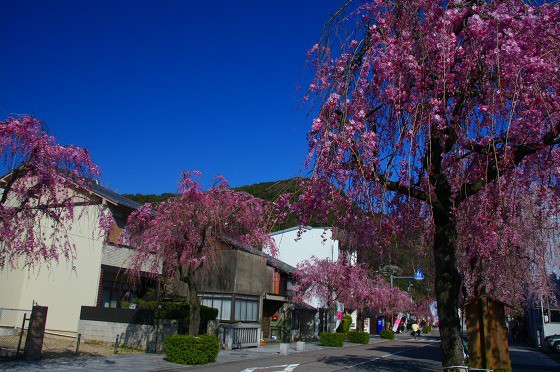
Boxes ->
[241,363,300,372]
[345,342,435,369]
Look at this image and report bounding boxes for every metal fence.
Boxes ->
[0,307,31,357]
[219,323,261,349]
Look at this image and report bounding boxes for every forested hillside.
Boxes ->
[123,178,311,232]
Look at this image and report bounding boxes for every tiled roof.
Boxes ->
[0,167,142,211]
[88,181,142,210]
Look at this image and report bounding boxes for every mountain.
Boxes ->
[122,178,307,231]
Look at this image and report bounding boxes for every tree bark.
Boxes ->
[433,203,465,369]
[328,306,336,333]
[174,273,202,336]
[184,276,201,336]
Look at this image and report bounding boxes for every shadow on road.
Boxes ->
[316,342,442,371]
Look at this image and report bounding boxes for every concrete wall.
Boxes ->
[77,319,173,351]
[196,249,274,296]
[233,250,274,295]
[0,204,107,333]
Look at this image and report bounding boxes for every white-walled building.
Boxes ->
[0,180,154,335]
[270,226,340,269]
[270,226,353,332]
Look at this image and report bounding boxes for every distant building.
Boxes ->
[271,226,339,270]
[271,226,350,335]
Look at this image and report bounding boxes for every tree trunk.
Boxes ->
[185,276,201,336]
[327,300,337,333]
[175,274,202,336]
[433,204,465,369]
[188,301,201,336]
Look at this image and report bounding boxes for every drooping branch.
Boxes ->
[456,120,560,203]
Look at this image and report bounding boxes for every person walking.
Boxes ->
[411,323,420,339]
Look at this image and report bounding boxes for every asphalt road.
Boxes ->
[187,338,442,372]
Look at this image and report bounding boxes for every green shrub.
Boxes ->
[379,329,395,340]
[137,301,191,334]
[422,325,432,334]
[319,332,345,347]
[199,305,219,334]
[347,331,370,344]
[336,314,353,334]
[136,301,218,335]
[164,334,219,364]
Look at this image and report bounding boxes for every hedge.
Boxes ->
[135,300,218,334]
[422,325,432,334]
[199,306,219,334]
[379,329,395,340]
[347,331,370,344]
[164,334,219,364]
[319,332,345,347]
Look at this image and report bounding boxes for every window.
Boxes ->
[199,293,233,321]
[199,293,259,322]
[234,294,259,322]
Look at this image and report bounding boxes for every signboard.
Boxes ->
[364,318,370,333]
[414,268,425,280]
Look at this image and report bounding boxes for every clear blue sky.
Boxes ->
[0,1,335,194]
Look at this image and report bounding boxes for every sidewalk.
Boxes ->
[1,334,558,371]
[0,337,387,371]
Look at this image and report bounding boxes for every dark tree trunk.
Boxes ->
[433,203,465,369]
[174,273,201,336]
[328,305,336,333]
[184,276,201,336]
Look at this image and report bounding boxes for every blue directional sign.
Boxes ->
[414,268,425,280]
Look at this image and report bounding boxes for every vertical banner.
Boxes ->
[392,313,403,333]
[429,301,439,326]
[364,318,370,333]
[335,303,344,330]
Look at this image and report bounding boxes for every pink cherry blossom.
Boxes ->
[300,0,560,367]
[0,116,109,270]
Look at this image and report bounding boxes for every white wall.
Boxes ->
[271,227,340,310]
[271,227,339,268]
[0,204,106,333]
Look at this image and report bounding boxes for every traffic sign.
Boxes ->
[414,268,425,280]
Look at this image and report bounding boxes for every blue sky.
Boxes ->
[0,1,335,194]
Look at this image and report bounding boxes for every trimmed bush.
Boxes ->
[199,305,219,334]
[136,300,218,335]
[336,314,353,333]
[379,329,395,340]
[164,334,219,364]
[422,325,432,334]
[347,331,370,344]
[137,301,191,334]
[319,332,345,347]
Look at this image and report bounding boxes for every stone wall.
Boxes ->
[77,319,177,352]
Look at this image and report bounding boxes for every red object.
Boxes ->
[272,315,279,321]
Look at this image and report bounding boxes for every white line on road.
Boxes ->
[344,342,435,369]
[241,364,300,372]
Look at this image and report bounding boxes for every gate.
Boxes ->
[0,307,31,358]
[219,323,261,349]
